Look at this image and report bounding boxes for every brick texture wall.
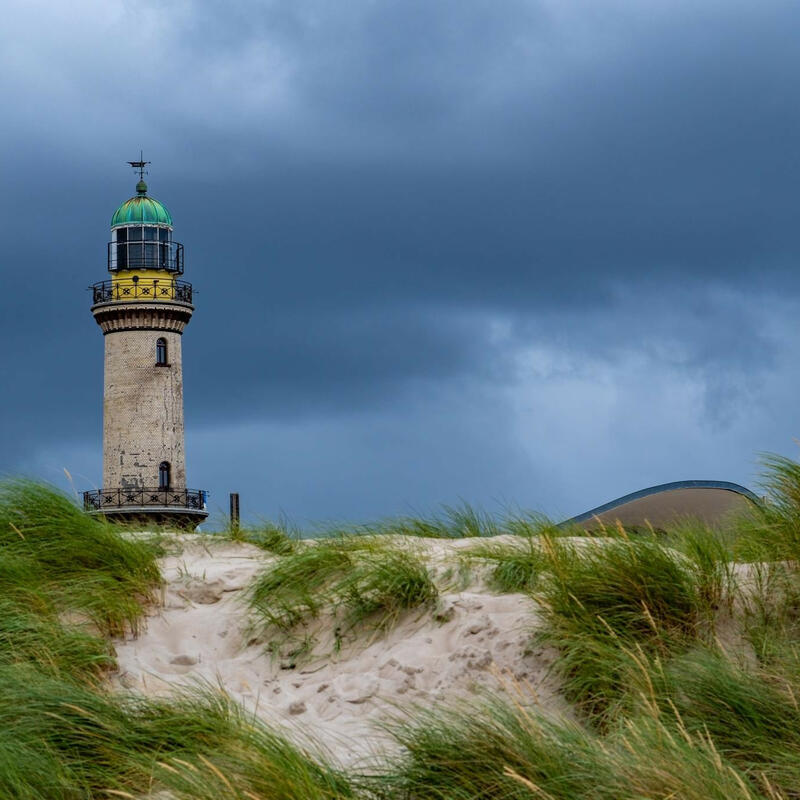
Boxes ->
[102,329,186,489]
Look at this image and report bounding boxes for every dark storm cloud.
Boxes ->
[3,0,800,518]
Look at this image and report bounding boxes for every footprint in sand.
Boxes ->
[164,653,199,673]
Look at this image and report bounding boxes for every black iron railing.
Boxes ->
[108,240,184,273]
[83,488,208,512]
[90,279,193,305]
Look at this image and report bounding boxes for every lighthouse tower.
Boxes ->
[83,160,208,527]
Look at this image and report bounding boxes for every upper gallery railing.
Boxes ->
[90,279,193,305]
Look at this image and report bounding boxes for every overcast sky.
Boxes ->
[2,0,800,525]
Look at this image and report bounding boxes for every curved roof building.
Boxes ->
[564,480,760,529]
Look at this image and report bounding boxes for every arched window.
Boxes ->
[158,461,171,490]
[156,337,168,366]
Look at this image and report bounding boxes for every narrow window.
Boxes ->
[158,228,171,268]
[158,461,171,490]
[156,337,168,366]
[143,226,158,267]
[116,227,128,270]
[127,226,144,267]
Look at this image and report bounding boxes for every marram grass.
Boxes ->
[231,501,570,543]
[0,479,161,636]
[530,531,716,726]
[461,537,546,593]
[227,515,299,554]
[0,666,356,800]
[661,647,800,795]
[247,536,439,656]
[9,453,800,798]
[0,480,357,800]
[377,689,762,800]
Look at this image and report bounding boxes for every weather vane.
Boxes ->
[127,151,150,181]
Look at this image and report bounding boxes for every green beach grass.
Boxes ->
[0,480,355,799]
[246,535,439,660]
[5,453,800,798]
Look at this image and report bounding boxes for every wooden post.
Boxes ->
[229,492,240,531]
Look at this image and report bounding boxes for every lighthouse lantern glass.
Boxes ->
[112,225,175,271]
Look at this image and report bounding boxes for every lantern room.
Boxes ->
[108,179,184,274]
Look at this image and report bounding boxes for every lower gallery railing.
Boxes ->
[83,488,207,512]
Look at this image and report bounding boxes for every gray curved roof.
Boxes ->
[563,480,760,529]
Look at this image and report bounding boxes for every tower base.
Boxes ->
[87,506,209,530]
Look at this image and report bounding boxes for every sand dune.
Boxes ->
[111,536,567,764]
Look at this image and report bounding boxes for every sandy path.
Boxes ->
[111,536,565,766]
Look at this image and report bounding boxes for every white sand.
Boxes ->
[111,536,566,765]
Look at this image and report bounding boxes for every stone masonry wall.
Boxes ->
[102,329,186,489]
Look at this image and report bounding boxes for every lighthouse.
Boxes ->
[83,159,208,528]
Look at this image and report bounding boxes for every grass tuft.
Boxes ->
[248,538,356,632]
[463,538,545,593]
[658,647,800,797]
[338,549,439,632]
[533,533,715,725]
[0,666,355,800]
[0,479,161,636]
[379,689,761,800]
[228,515,299,554]
[247,537,438,654]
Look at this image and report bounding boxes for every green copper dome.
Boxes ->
[111,181,173,228]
